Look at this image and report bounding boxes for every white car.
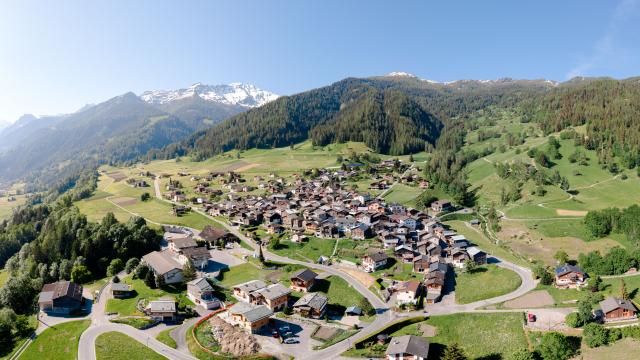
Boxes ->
[283,337,299,344]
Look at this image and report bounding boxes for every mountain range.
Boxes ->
[0,83,278,188]
[2,74,638,192]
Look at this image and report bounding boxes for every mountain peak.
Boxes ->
[140,83,278,108]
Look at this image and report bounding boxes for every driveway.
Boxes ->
[255,317,321,359]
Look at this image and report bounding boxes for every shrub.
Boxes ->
[564,312,581,328]
[538,332,576,360]
[583,323,609,348]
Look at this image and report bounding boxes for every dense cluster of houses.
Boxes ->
[198,169,485,305]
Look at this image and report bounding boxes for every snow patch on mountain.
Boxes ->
[140,83,279,108]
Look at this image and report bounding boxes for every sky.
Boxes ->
[1,0,639,121]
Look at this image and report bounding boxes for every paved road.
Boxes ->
[77,281,197,360]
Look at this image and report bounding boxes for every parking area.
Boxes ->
[254,318,321,359]
[204,249,247,272]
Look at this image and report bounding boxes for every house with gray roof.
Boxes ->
[385,335,430,360]
[142,250,184,284]
[145,300,177,321]
[233,280,267,301]
[293,292,328,318]
[249,283,291,311]
[187,277,220,310]
[599,296,637,322]
[228,302,273,333]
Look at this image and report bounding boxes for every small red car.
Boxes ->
[527,313,536,322]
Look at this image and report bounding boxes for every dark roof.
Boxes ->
[600,296,637,314]
[291,268,318,282]
[366,252,388,262]
[199,226,229,241]
[386,335,430,357]
[555,264,584,276]
[111,283,131,292]
[39,281,83,303]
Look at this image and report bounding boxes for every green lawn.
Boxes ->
[271,236,336,263]
[534,284,587,306]
[95,331,167,360]
[382,184,423,207]
[218,263,266,287]
[601,276,640,303]
[20,320,90,360]
[105,278,191,316]
[391,313,528,359]
[317,275,369,312]
[525,218,593,240]
[0,315,37,360]
[156,327,177,349]
[454,265,522,304]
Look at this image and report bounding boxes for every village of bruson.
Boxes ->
[2,136,639,360]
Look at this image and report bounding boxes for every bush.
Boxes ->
[508,348,536,360]
[564,312,581,328]
[107,258,124,277]
[538,332,576,360]
[125,258,140,274]
[583,323,609,348]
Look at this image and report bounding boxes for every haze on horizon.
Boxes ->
[0,0,639,122]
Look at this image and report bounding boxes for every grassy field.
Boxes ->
[95,331,167,360]
[0,194,27,220]
[218,263,266,287]
[156,327,177,349]
[20,320,90,360]
[575,337,640,360]
[461,109,639,265]
[317,275,369,312]
[382,184,423,207]
[390,313,527,359]
[0,315,37,360]
[105,277,192,316]
[601,276,640,303]
[454,265,522,304]
[271,236,336,263]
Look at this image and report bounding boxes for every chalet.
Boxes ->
[142,250,184,284]
[450,248,470,268]
[599,297,637,322]
[396,281,422,305]
[228,302,273,333]
[166,233,197,253]
[363,252,388,273]
[187,278,221,310]
[248,283,291,311]
[111,283,132,299]
[352,223,371,240]
[178,247,211,269]
[291,233,307,243]
[199,226,237,246]
[395,245,416,263]
[233,280,267,301]
[385,335,430,360]
[38,281,83,315]
[554,264,587,289]
[413,257,430,273]
[425,271,445,297]
[467,246,487,265]
[293,292,328,318]
[290,268,318,292]
[145,300,177,322]
[431,200,452,213]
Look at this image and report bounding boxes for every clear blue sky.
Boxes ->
[1,0,639,121]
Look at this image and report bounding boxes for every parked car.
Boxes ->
[283,337,299,344]
[284,331,293,338]
[527,313,536,322]
[271,330,279,338]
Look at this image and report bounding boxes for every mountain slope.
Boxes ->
[310,89,442,154]
[163,76,554,159]
[0,83,278,187]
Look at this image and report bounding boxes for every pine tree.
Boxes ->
[443,343,468,360]
[620,279,629,300]
[144,269,157,289]
[182,259,197,282]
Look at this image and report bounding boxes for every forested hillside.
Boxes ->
[153,76,555,160]
[522,78,640,169]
